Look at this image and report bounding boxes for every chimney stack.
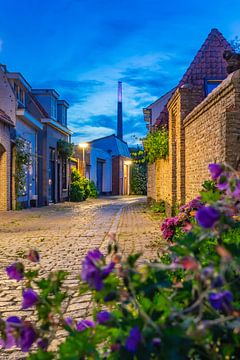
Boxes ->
[117,81,123,140]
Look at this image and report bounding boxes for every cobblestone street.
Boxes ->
[0,196,163,358]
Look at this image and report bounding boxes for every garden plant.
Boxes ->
[1,163,240,359]
[69,168,97,202]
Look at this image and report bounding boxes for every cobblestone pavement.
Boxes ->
[0,196,163,358]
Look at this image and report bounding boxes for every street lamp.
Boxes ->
[124,160,132,195]
[78,142,88,177]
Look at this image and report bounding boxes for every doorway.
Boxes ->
[48,148,55,203]
[97,160,104,194]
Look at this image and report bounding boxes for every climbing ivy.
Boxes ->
[143,127,169,163]
[130,148,147,195]
[15,138,31,197]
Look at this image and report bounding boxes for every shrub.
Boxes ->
[1,163,240,359]
[69,168,91,202]
[130,148,147,195]
[130,164,147,195]
[69,181,85,202]
[71,167,81,182]
[89,180,98,198]
[150,200,166,213]
[143,127,168,164]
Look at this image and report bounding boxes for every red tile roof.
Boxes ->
[154,28,233,127]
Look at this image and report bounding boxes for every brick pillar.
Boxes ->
[168,88,201,212]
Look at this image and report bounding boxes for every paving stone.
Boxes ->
[0,196,163,358]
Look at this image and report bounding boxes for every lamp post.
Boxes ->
[124,160,132,195]
[78,142,88,177]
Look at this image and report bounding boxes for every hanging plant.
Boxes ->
[143,127,169,164]
[57,139,74,159]
[15,138,31,197]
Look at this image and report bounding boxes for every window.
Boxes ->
[62,159,67,189]
[51,98,57,119]
[205,79,222,96]
[14,82,25,106]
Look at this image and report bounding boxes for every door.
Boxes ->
[57,162,61,202]
[48,148,55,203]
[97,160,103,194]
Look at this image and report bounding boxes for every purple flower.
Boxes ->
[211,276,224,288]
[6,263,24,281]
[152,338,161,347]
[230,180,240,199]
[64,317,73,327]
[96,311,111,324]
[217,174,229,191]
[102,262,115,278]
[125,326,141,353]
[6,316,22,327]
[28,250,40,263]
[180,197,203,213]
[22,289,39,309]
[37,338,48,350]
[0,317,36,352]
[209,291,233,312]
[196,206,220,228]
[161,216,179,240]
[0,317,21,349]
[76,319,95,332]
[81,249,114,290]
[19,325,36,352]
[208,164,223,180]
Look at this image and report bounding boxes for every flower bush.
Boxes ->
[1,163,240,359]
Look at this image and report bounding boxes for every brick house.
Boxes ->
[0,108,14,210]
[144,28,236,213]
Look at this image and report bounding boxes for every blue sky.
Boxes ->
[0,0,240,145]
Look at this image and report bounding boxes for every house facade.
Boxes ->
[144,28,235,213]
[0,65,73,210]
[32,90,72,206]
[73,134,132,195]
[90,134,131,195]
[6,71,44,208]
[0,108,14,210]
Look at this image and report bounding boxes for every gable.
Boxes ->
[178,28,233,87]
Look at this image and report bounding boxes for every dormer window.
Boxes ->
[51,98,57,119]
[205,79,223,96]
[57,100,69,126]
[14,82,25,106]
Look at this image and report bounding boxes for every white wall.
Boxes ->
[89,147,112,192]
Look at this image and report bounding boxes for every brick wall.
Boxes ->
[147,70,240,212]
[184,70,240,201]
[0,122,11,210]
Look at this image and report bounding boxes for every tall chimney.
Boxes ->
[117,81,123,140]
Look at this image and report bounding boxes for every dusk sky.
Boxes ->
[0,0,240,145]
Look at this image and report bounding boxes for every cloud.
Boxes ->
[120,65,177,97]
[71,125,114,144]
[34,79,104,105]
